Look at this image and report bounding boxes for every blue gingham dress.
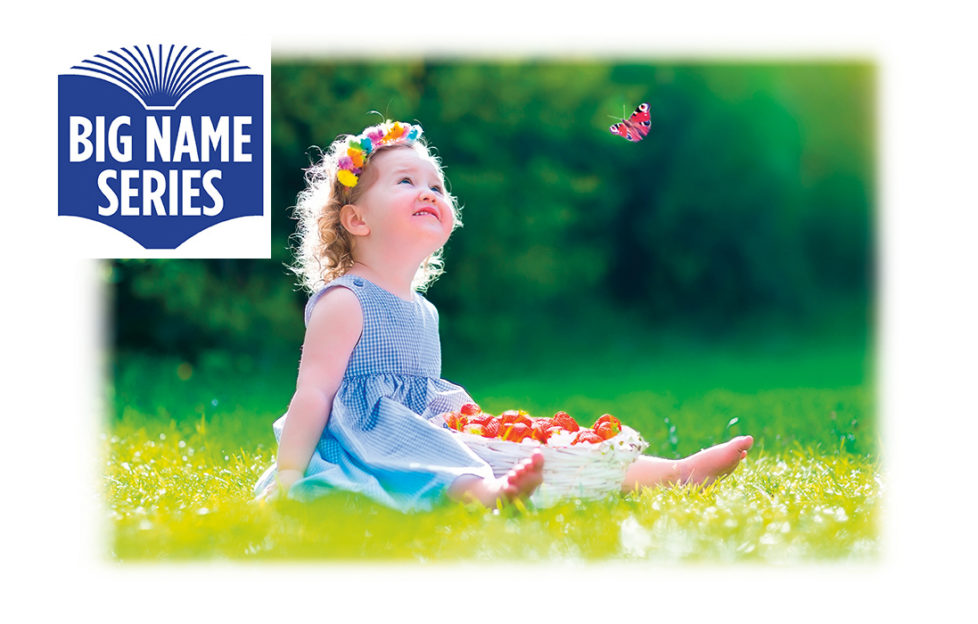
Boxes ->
[254,273,495,511]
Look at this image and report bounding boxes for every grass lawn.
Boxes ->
[105,323,879,562]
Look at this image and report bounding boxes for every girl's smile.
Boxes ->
[412,205,440,219]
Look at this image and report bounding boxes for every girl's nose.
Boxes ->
[418,188,437,203]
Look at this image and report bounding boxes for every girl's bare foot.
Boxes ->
[678,435,753,486]
[623,435,753,491]
[449,451,544,507]
[498,451,545,502]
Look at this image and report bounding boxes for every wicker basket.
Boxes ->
[453,426,649,507]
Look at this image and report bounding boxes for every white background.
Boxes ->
[4,1,976,621]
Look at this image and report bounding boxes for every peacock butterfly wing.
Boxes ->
[609,102,651,142]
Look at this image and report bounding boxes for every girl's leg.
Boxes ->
[447,451,545,507]
[622,435,754,492]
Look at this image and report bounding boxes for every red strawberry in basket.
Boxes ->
[593,414,622,431]
[500,409,533,428]
[553,411,580,432]
[481,417,501,438]
[531,419,555,443]
[533,417,555,429]
[595,421,620,440]
[460,402,482,416]
[571,429,604,445]
[443,412,467,431]
[469,413,493,426]
[501,422,532,443]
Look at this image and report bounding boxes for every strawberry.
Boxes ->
[593,414,622,431]
[500,410,533,428]
[531,419,554,443]
[443,412,467,431]
[572,429,604,445]
[460,402,482,416]
[501,422,532,443]
[553,411,580,432]
[469,413,493,426]
[595,421,620,440]
[481,417,500,438]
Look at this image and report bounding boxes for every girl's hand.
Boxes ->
[254,481,280,503]
[254,469,304,504]
[253,469,303,504]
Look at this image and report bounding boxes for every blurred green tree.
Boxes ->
[110,60,874,364]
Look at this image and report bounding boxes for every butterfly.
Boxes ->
[609,102,651,142]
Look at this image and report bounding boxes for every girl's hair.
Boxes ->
[290,131,461,294]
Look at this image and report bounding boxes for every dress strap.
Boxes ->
[304,274,368,326]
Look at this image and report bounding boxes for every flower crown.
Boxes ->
[336,120,423,188]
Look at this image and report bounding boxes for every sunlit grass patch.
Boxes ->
[105,415,880,562]
[106,332,877,563]
[614,453,880,562]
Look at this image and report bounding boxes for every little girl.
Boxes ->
[254,120,754,511]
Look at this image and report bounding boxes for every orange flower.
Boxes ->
[383,121,405,143]
[347,147,364,168]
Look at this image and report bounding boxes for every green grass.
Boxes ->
[105,327,879,562]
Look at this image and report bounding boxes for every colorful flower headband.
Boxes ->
[337,120,423,188]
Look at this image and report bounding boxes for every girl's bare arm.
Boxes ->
[272,287,363,494]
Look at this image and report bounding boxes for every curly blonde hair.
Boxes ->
[290,132,461,294]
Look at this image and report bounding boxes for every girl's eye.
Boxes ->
[399,177,412,185]
[430,185,443,194]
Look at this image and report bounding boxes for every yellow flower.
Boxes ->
[337,169,359,188]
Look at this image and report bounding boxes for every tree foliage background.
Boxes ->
[109,60,874,369]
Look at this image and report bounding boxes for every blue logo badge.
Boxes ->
[58,45,264,251]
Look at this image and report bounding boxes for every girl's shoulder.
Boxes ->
[304,274,363,327]
[305,273,439,326]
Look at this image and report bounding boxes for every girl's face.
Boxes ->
[353,147,455,254]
